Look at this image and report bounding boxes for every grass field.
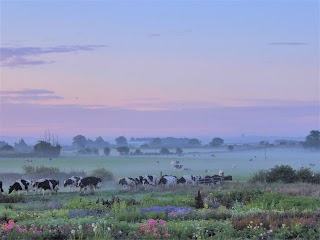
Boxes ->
[0,147,318,189]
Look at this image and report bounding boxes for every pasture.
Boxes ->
[0,148,319,188]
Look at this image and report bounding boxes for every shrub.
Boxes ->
[0,194,26,203]
[23,165,60,179]
[90,168,114,181]
[267,165,297,183]
[296,168,314,183]
[248,170,269,183]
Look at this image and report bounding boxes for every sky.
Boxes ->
[0,0,319,141]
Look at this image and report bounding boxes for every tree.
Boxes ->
[176,148,183,154]
[104,147,111,156]
[34,141,61,157]
[0,144,14,152]
[303,130,320,149]
[116,146,129,155]
[72,135,87,149]
[133,149,143,155]
[160,147,170,155]
[227,145,234,151]
[151,138,162,146]
[14,139,32,152]
[115,136,128,146]
[188,138,202,146]
[210,137,224,147]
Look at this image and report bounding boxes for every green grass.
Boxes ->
[0,148,319,188]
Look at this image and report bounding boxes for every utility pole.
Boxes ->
[265,142,267,160]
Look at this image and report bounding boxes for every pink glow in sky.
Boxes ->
[0,1,319,139]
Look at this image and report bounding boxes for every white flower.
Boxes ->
[107,227,111,231]
[71,230,76,234]
[104,221,107,225]
[78,225,82,230]
[92,223,96,228]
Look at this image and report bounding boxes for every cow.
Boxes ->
[143,175,158,186]
[224,175,233,181]
[177,175,196,186]
[118,177,137,189]
[9,179,34,195]
[133,176,145,186]
[158,175,177,187]
[78,176,102,193]
[33,179,59,195]
[0,181,3,193]
[64,176,82,192]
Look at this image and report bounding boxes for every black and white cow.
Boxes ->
[143,175,158,186]
[64,176,82,192]
[198,175,221,185]
[224,175,233,181]
[33,179,59,195]
[118,177,137,189]
[0,181,3,193]
[177,175,196,186]
[9,179,33,195]
[134,176,145,185]
[78,176,102,192]
[158,175,177,187]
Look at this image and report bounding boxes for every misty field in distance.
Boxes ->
[1,148,318,184]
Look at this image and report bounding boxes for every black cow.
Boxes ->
[9,179,33,194]
[33,179,59,195]
[0,181,3,193]
[224,175,233,181]
[64,176,82,192]
[78,176,102,192]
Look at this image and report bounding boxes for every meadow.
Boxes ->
[0,147,320,239]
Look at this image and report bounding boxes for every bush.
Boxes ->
[90,168,114,181]
[267,165,297,183]
[296,168,314,183]
[23,165,60,179]
[0,194,26,203]
[248,170,269,183]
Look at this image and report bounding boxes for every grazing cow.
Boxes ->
[224,175,233,181]
[134,176,145,185]
[174,164,183,170]
[118,177,137,189]
[64,176,82,192]
[158,176,177,187]
[212,175,222,184]
[78,176,102,192]
[0,181,3,193]
[143,175,158,186]
[177,175,196,186]
[9,179,33,195]
[33,179,59,195]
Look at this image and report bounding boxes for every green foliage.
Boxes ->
[0,144,14,152]
[303,130,320,149]
[242,192,320,211]
[267,165,297,183]
[296,168,314,183]
[64,198,105,211]
[176,147,183,154]
[103,147,110,156]
[23,165,60,178]
[248,170,269,183]
[115,136,128,146]
[90,168,114,181]
[0,194,26,203]
[159,147,170,155]
[210,137,224,147]
[72,135,87,149]
[33,141,61,157]
[116,146,129,155]
[249,165,319,184]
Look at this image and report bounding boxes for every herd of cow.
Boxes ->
[0,176,102,195]
[118,173,233,189]
[0,171,232,195]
